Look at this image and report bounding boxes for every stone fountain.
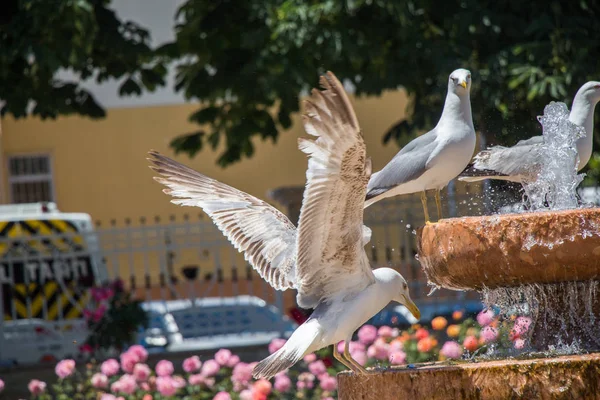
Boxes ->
[338,103,600,399]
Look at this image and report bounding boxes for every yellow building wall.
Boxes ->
[1,90,409,225]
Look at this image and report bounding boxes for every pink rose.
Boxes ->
[357,324,378,345]
[213,392,232,400]
[226,355,240,368]
[352,350,367,366]
[91,373,109,389]
[201,359,220,377]
[268,338,287,354]
[308,360,327,376]
[232,362,253,387]
[388,350,407,365]
[214,349,232,366]
[389,340,403,352]
[512,316,533,338]
[111,380,122,393]
[239,389,253,400]
[155,360,174,377]
[477,309,495,327]
[173,376,186,388]
[0,379,4,392]
[515,316,532,331]
[133,363,151,381]
[183,355,202,373]
[120,351,138,373]
[378,326,394,338]
[303,353,317,363]
[367,338,389,360]
[101,395,117,400]
[128,345,149,362]
[319,375,337,391]
[28,379,46,395]
[116,374,137,395]
[297,372,315,390]
[514,338,526,350]
[101,359,120,376]
[140,382,150,391]
[274,373,292,392]
[481,326,499,343]
[156,376,178,397]
[55,359,76,379]
[188,374,203,386]
[440,341,462,359]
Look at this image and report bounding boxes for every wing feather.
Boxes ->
[295,71,375,308]
[148,151,296,290]
[365,129,438,203]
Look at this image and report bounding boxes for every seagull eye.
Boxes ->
[403,283,408,290]
[467,74,471,80]
[451,77,458,83]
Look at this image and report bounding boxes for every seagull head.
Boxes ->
[374,268,421,320]
[575,81,600,103]
[449,68,472,94]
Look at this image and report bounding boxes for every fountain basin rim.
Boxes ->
[416,207,600,291]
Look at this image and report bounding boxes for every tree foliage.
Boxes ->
[0,0,166,119]
[166,0,600,169]
[3,1,600,173]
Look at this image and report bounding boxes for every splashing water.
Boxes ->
[482,281,600,354]
[522,102,585,211]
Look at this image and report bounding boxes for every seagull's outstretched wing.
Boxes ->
[364,130,437,204]
[148,151,296,290]
[458,142,542,183]
[295,72,375,309]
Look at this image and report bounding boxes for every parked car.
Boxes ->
[138,295,296,353]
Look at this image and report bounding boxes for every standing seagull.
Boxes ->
[148,72,420,380]
[364,69,476,223]
[459,81,600,183]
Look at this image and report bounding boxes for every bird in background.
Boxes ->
[149,72,420,380]
[364,68,476,223]
[459,81,600,184]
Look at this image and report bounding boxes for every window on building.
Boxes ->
[8,154,55,204]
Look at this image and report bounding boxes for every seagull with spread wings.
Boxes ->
[148,72,420,379]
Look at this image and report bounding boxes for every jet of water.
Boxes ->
[523,102,585,211]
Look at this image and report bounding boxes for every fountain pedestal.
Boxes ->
[338,208,600,399]
[417,208,600,351]
[338,353,600,400]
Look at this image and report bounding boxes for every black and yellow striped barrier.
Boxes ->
[0,219,95,321]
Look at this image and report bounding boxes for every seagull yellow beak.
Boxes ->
[459,80,467,89]
[401,295,421,320]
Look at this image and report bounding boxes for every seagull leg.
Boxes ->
[421,191,431,224]
[333,342,354,372]
[343,339,374,374]
[435,189,443,221]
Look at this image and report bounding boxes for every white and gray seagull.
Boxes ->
[148,72,420,380]
[459,81,600,183]
[364,68,476,223]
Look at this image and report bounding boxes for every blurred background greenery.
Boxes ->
[1,0,599,183]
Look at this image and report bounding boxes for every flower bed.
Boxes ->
[1,309,532,399]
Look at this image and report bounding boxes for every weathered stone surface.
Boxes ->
[338,353,600,400]
[417,208,600,291]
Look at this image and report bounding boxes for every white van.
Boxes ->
[0,202,107,366]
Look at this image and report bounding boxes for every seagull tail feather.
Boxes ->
[253,321,320,380]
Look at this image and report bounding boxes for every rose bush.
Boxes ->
[7,309,531,399]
